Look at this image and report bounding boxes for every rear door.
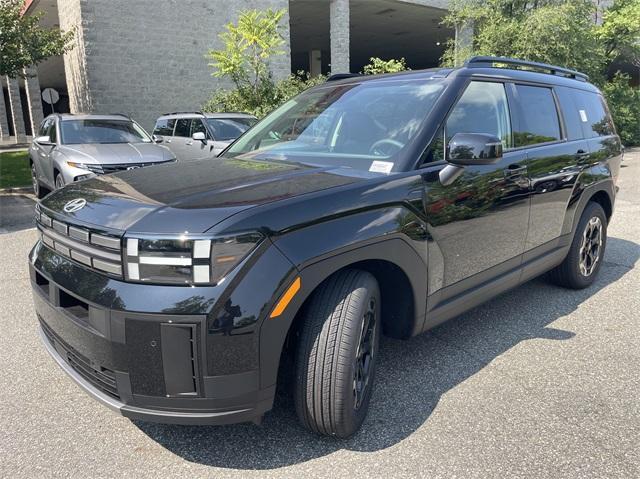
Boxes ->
[513,84,588,254]
[171,118,193,161]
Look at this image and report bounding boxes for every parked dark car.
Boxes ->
[29,57,622,437]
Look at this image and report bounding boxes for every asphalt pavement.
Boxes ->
[0,151,638,478]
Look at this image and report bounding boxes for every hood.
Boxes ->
[40,157,364,234]
[59,142,174,164]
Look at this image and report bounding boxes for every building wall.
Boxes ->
[58,0,291,130]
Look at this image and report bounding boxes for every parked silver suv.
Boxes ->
[153,112,257,161]
[30,114,176,198]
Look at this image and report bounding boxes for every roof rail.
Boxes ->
[327,73,363,82]
[465,56,589,81]
[161,111,205,116]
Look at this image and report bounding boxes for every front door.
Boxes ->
[421,80,530,304]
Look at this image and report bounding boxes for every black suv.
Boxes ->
[30,57,622,438]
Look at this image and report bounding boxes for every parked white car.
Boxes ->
[152,112,257,161]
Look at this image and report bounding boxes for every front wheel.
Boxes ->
[54,172,65,190]
[294,269,381,438]
[548,201,607,289]
[31,163,47,199]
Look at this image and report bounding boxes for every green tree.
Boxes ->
[362,57,410,75]
[0,0,74,78]
[207,9,286,107]
[602,72,640,145]
[598,0,640,67]
[442,0,605,80]
[205,9,325,118]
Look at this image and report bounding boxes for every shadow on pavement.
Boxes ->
[0,194,36,233]
[135,236,639,470]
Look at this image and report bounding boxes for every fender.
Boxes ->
[562,170,615,237]
[258,207,429,390]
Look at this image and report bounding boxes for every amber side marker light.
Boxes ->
[270,277,301,319]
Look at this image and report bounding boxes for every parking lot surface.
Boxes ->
[1,151,638,478]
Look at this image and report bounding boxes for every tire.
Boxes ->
[54,172,65,190]
[548,201,607,289]
[31,162,47,199]
[294,269,381,438]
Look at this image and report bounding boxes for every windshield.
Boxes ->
[224,78,446,172]
[207,117,257,141]
[60,119,152,144]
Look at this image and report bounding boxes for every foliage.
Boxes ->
[442,0,640,144]
[442,0,605,80]
[207,8,286,108]
[203,71,326,118]
[602,72,640,146]
[598,0,640,66]
[0,150,30,188]
[0,0,74,78]
[362,57,410,75]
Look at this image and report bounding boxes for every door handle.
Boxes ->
[576,149,590,162]
[185,140,193,145]
[503,164,527,178]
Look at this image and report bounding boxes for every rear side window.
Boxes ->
[555,87,583,141]
[572,90,615,138]
[513,85,561,147]
[173,118,191,137]
[153,119,175,136]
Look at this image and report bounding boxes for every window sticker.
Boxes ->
[579,109,588,122]
[369,161,394,174]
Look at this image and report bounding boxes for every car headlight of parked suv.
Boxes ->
[123,233,263,285]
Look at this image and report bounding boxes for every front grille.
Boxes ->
[40,319,119,399]
[35,208,123,278]
[91,159,175,175]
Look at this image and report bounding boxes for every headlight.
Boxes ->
[124,233,262,285]
[67,161,102,173]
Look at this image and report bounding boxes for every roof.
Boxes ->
[323,56,599,93]
[157,112,257,120]
[53,113,134,122]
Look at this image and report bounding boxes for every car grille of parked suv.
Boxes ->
[35,208,123,278]
[84,159,175,175]
[40,319,119,399]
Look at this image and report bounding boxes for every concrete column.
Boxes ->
[330,0,350,75]
[309,49,322,77]
[5,76,27,142]
[23,66,45,134]
[0,78,10,142]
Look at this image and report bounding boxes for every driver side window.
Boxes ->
[425,81,512,164]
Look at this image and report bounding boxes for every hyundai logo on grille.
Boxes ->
[63,198,87,213]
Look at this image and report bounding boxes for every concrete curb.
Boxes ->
[0,186,33,195]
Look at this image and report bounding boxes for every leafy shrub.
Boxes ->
[362,57,410,75]
[602,72,640,146]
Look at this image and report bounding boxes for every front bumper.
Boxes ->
[30,237,297,425]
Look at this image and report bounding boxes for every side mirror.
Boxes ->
[447,133,503,166]
[153,134,163,143]
[192,131,206,142]
[35,135,53,146]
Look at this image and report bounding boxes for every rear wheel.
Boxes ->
[294,269,380,438]
[548,201,607,289]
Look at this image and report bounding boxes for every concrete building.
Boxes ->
[1,0,454,141]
